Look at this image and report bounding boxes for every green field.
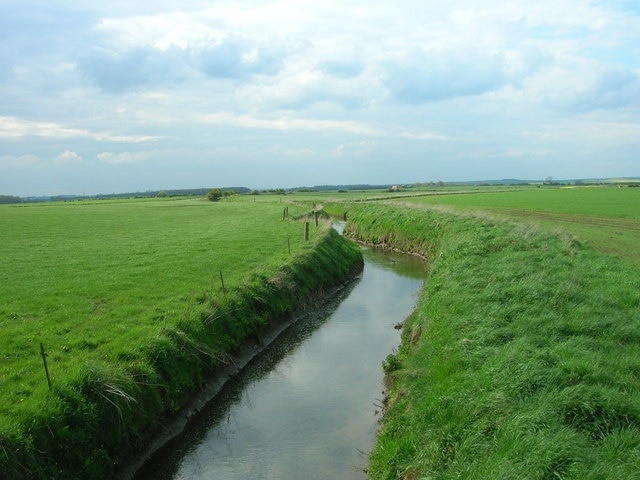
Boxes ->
[343,203,640,479]
[397,186,640,265]
[3,186,639,479]
[0,196,362,479]
[285,184,640,265]
[0,198,312,407]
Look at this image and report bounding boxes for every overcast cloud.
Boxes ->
[1,0,639,196]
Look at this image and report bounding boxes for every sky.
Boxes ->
[1,1,639,196]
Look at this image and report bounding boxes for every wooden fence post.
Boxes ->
[220,270,226,293]
[305,222,310,241]
[40,343,52,390]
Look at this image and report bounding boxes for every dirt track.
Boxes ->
[481,207,640,265]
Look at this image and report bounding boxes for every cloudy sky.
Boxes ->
[1,1,639,196]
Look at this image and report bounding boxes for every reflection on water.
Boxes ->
[134,241,425,480]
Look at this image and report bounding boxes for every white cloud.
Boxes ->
[548,64,640,112]
[384,48,511,104]
[0,116,158,143]
[78,46,189,93]
[95,10,214,50]
[197,35,294,79]
[198,112,381,136]
[236,68,382,110]
[97,151,151,164]
[54,150,83,164]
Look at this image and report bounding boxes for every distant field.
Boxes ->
[274,184,531,204]
[398,186,640,265]
[0,197,316,427]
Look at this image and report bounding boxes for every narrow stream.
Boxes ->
[134,237,425,480]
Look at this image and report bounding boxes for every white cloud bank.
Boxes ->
[0,0,639,195]
[55,150,83,164]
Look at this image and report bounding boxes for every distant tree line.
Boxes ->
[249,188,290,195]
[0,195,22,204]
[207,188,238,201]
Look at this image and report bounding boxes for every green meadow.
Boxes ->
[2,186,639,479]
[1,198,312,405]
[403,185,639,218]
[0,196,362,479]
[399,186,640,264]
[342,200,640,479]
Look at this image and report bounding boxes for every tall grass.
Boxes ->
[344,203,640,479]
[0,197,362,479]
[399,186,640,265]
[401,185,640,218]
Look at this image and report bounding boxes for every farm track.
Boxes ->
[482,207,640,231]
[476,207,640,265]
[394,199,640,264]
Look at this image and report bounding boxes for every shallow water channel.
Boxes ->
[134,237,425,480]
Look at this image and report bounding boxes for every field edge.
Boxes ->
[0,225,363,480]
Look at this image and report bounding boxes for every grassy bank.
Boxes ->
[343,203,640,479]
[0,198,362,479]
[400,186,640,265]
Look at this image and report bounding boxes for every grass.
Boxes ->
[343,203,640,479]
[0,196,362,479]
[0,198,311,407]
[403,185,640,218]
[4,187,638,478]
[398,185,640,265]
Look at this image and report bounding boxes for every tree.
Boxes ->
[0,195,22,204]
[207,188,223,202]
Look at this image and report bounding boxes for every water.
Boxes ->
[134,241,424,480]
